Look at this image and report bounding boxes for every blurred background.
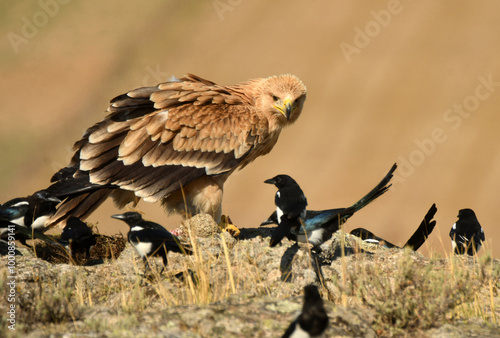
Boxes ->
[1,1,499,258]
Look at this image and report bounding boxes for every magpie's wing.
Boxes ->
[281,320,297,338]
[277,187,307,219]
[259,211,278,226]
[479,229,485,242]
[270,217,295,247]
[297,208,344,234]
[404,203,437,251]
[131,227,190,254]
[449,222,461,243]
[475,228,485,243]
[0,204,29,221]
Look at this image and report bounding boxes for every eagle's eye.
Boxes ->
[272,95,279,102]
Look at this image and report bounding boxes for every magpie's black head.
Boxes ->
[66,216,90,230]
[264,174,299,189]
[111,212,144,226]
[34,190,61,205]
[303,284,322,302]
[458,208,476,220]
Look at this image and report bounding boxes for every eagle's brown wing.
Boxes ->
[73,74,276,203]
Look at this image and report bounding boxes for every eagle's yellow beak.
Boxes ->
[275,97,293,119]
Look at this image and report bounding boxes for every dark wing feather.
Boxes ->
[403,203,437,250]
[130,227,189,254]
[270,217,299,247]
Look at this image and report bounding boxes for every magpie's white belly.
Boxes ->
[10,217,25,227]
[132,241,153,258]
[31,215,49,230]
[297,228,324,246]
[289,323,311,338]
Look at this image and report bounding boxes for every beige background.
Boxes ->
[1,1,499,258]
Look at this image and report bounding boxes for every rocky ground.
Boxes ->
[1,214,499,337]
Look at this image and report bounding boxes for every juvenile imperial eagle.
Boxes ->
[47,73,307,228]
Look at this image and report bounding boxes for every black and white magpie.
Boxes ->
[350,203,437,251]
[449,208,485,256]
[111,212,192,274]
[58,216,97,259]
[282,284,329,338]
[262,163,397,247]
[0,190,60,247]
[2,190,61,230]
[0,203,29,246]
[264,175,308,247]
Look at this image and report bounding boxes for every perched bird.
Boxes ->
[350,203,437,251]
[58,216,97,260]
[2,190,61,230]
[449,208,485,256]
[0,203,29,245]
[261,163,397,246]
[264,174,308,247]
[282,285,329,338]
[0,191,60,247]
[111,212,192,274]
[46,74,307,229]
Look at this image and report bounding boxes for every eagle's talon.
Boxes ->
[218,215,240,238]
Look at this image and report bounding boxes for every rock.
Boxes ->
[180,214,221,238]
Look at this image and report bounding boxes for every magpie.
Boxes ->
[282,284,329,338]
[0,191,60,247]
[1,203,61,248]
[58,216,97,259]
[350,203,437,251]
[264,175,308,247]
[111,212,192,274]
[2,190,61,231]
[0,203,29,246]
[449,208,485,256]
[261,163,397,247]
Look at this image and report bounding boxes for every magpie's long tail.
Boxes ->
[339,163,397,222]
[45,167,116,228]
[403,203,437,250]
